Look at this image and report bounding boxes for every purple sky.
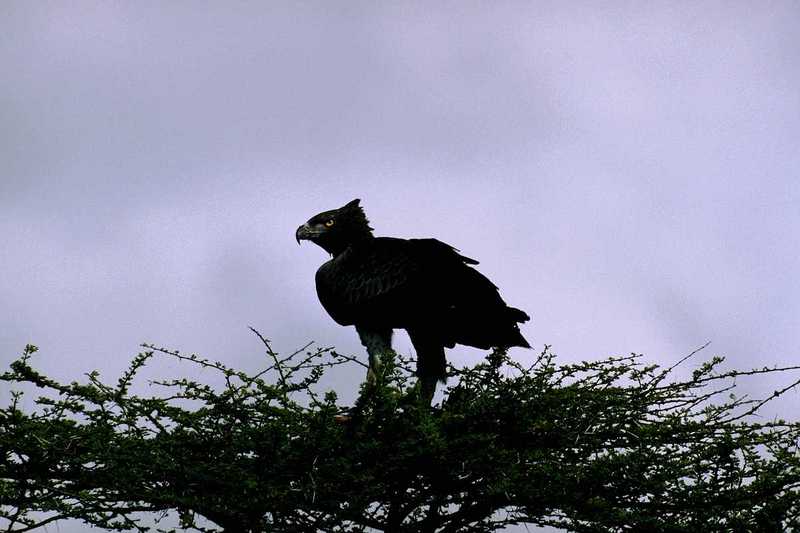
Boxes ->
[2,3,799,531]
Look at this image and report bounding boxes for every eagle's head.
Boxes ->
[296,198,374,256]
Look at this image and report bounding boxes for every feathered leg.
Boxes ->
[356,326,393,384]
[418,376,437,406]
[408,329,446,405]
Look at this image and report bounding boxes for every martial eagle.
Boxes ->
[296,199,530,403]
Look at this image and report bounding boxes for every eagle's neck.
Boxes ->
[327,232,374,258]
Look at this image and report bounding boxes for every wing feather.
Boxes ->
[315,237,473,325]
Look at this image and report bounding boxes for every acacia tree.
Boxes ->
[1,332,799,532]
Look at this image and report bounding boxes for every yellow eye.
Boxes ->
[324,219,335,227]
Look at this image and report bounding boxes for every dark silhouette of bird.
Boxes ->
[296,199,530,403]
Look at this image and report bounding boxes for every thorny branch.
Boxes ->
[1,337,799,532]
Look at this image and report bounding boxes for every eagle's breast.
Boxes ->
[314,240,419,327]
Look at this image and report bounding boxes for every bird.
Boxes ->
[295,199,530,404]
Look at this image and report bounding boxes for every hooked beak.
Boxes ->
[295,223,315,245]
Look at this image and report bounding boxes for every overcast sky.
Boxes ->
[2,2,799,531]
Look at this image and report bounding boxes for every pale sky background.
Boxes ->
[1,2,799,532]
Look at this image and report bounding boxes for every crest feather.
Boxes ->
[339,199,372,234]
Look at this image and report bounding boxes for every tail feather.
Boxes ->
[447,304,531,350]
[441,262,530,349]
[508,306,530,323]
